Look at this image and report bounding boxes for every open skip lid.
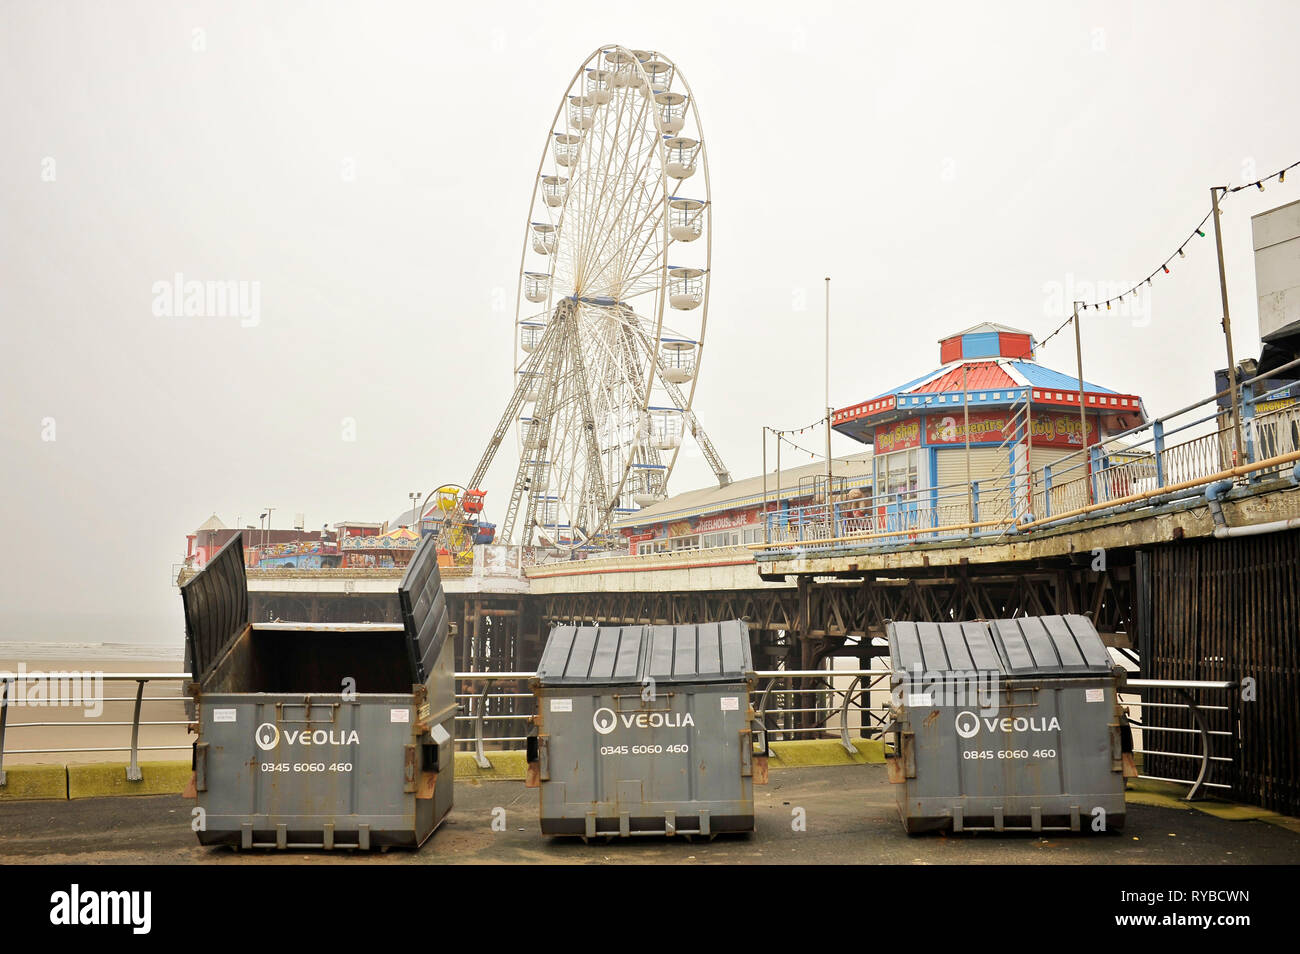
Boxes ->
[181,531,449,686]
[536,620,753,687]
[180,533,250,683]
[396,533,451,685]
[887,615,1113,680]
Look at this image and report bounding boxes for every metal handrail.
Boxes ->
[0,672,191,786]
[454,673,536,767]
[1118,679,1237,801]
[749,669,892,755]
[756,367,1300,556]
[449,671,894,757]
[1,668,1238,806]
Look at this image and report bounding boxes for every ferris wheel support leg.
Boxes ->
[512,315,568,541]
[626,321,731,489]
[503,308,568,542]
[440,314,563,551]
[654,360,731,488]
[617,323,665,473]
[564,307,610,539]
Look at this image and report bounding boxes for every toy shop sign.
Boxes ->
[873,420,921,454]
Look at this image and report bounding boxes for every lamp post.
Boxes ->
[963,363,972,520]
[1210,186,1246,464]
[1073,300,1092,504]
[824,277,833,511]
[775,429,782,540]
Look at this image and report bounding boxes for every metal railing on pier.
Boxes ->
[758,359,1300,554]
[0,669,1237,805]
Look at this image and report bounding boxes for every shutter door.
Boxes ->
[933,446,1011,525]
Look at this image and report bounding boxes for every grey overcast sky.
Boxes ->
[2,1,1297,645]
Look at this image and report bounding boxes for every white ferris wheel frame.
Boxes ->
[509,44,714,549]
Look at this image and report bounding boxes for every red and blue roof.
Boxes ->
[833,323,1146,444]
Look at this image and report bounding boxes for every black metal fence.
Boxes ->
[1137,529,1300,816]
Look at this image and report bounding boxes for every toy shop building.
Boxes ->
[831,323,1148,523]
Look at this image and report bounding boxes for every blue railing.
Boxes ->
[762,360,1300,553]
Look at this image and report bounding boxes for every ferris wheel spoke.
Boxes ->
[581,311,648,492]
[571,74,633,266]
[577,91,645,286]
[616,218,670,289]
[578,303,638,379]
[573,107,661,293]
[618,282,662,305]
[576,89,653,277]
[601,187,666,291]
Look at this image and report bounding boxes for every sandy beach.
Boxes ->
[1,643,191,766]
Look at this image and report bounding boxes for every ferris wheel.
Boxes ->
[454,45,732,552]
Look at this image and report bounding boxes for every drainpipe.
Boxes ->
[1214,517,1300,539]
[1203,479,1235,529]
[1206,466,1300,538]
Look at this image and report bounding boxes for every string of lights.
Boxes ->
[768,160,1297,454]
[1227,159,1298,194]
[1037,158,1299,351]
[771,416,827,438]
[776,431,824,459]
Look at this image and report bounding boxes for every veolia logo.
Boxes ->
[954,710,981,739]
[255,722,360,749]
[954,710,1062,737]
[591,707,697,734]
[255,722,280,751]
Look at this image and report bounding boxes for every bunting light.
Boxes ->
[1037,158,1298,351]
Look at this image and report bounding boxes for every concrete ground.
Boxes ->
[2,764,1297,864]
